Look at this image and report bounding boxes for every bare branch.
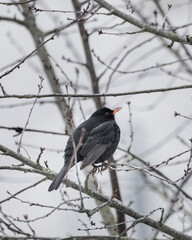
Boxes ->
[0,0,36,6]
[0,143,191,239]
[0,236,135,240]
[93,0,192,45]
[119,148,192,201]
[0,126,67,136]
[64,180,192,240]
[1,84,192,99]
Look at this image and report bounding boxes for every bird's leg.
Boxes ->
[91,165,98,175]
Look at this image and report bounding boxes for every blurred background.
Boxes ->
[0,0,192,239]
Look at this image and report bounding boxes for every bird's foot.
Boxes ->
[91,162,108,175]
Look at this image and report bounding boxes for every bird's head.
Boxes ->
[90,107,122,121]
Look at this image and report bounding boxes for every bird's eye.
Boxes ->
[105,112,110,116]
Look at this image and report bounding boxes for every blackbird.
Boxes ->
[48,107,122,191]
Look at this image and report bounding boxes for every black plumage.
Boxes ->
[48,107,121,191]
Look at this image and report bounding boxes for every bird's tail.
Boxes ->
[48,162,70,192]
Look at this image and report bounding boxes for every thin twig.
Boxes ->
[0,178,46,205]
[161,4,172,29]
[174,139,192,183]
[174,111,192,121]
[17,77,44,153]
[28,6,111,15]
[36,148,45,165]
[127,102,134,152]
[92,50,192,75]
[0,83,7,95]
[115,208,164,240]
[72,128,86,209]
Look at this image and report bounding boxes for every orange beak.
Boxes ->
[113,107,122,115]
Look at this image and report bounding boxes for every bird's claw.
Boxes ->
[91,162,109,175]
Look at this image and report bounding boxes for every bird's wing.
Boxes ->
[80,121,115,169]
